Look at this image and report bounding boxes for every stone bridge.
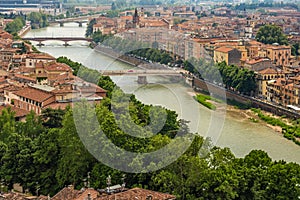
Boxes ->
[100,69,187,84]
[22,37,93,46]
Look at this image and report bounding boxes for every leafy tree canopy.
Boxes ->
[255,24,288,45]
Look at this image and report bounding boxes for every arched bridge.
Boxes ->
[54,19,89,27]
[51,14,99,27]
[100,69,186,76]
[22,37,93,46]
[100,69,187,84]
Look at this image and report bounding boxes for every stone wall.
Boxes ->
[193,77,300,119]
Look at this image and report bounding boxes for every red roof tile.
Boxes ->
[215,46,234,53]
[14,87,53,103]
[258,67,279,75]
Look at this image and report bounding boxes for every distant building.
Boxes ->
[0,0,60,8]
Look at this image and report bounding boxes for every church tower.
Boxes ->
[133,8,139,28]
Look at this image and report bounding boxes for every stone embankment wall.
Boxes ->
[18,25,31,37]
[193,78,300,119]
[94,45,146,67]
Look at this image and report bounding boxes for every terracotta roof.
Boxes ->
[74,188,99,200]
[14,87,53,103]
[51,187,176,200]
[215,46,234,53]
[44,62,71,72]
[51,186,80,200]
[258,67,279,75]
[246,58,270,65]
[0,69,8,76]
[45,102,72,110]
[0,105,29,118]
[266,45,291,50]
[120,16,133,20]
[97,188,176,200]
[26,53,55,60]
[4,84,22,92]
[14,74,36,82]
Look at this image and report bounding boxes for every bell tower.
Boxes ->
[133,8,140,28]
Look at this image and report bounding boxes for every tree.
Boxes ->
[41,108,65,128]
[256,24,288,45]
[33,129,60,195]
[85,18,96,37]
[5,17,25,34]
[0,107,16,143]
[292,43,300,56]
[16,111,45,139]
[56,108,96,188]
[27,12,48,29]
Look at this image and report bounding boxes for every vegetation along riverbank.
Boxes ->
[1,55,300,199]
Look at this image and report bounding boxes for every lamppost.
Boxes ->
[0,179,4,194]
[87,172,90,188]
[121,174,126,191]
[106,175,111,193]
[36,182,40,197]
[296,183,300,199]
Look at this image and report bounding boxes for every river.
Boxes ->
[24,22,300,163]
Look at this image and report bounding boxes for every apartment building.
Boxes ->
[266,78,300,106]
[256,67,286,99]
[265,45,291,67]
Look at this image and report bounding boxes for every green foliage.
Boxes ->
[251,108,300,146]
[256,24,288,45]
[56,108,96,188]
[27,12,49,29]
[0,107,16,143]
[4,17,25,35]
[41,108,65,128]
[106,10,120,18]
[56,56,82,75]
[129,48,175,65]
[102,36,151,54]
[91,30,112,44]
[292,43,300,56]
[184,60,257,95]
[194,94,217,110]
[0,55,300,199]
[111,0,128,10]
[85,18,96,37]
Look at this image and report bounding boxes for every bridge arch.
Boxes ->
[22,37,93,46]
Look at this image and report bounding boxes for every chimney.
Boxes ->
[87,192,91,200]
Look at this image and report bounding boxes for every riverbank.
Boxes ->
[18,25,31,37]
[94,45,145,66]
[94,45,300,143]
[189,89,300,146]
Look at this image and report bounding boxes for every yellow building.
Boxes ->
[256,67,285,99]
[214,46,241,66]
